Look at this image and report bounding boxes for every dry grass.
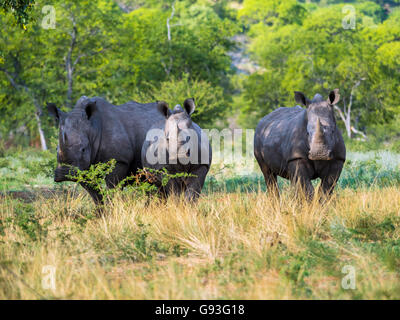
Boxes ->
[1,186,400,299]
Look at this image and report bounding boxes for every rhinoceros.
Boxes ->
[47,96,166,205]
[141,98,212,201]
[254,89,346,199]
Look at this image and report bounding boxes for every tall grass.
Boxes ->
[1,149,400,299]
[1,186,400,299]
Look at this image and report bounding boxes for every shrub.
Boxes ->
[69,159,194,199]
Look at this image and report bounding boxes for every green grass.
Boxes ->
[2,148,400,194]
[0,148,57,191]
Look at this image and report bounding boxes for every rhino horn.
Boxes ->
[313,117,325,144]
[309,117,332,160]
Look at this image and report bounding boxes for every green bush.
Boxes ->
[391,140,400,153]
[339,158,400,189]
[69,159,194,199]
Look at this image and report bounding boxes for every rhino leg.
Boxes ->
[105,162,130,189]
[288,159,314,201]
[257,161,279,197]
[80,182,103,205]
[320,160,344,197]
[78,163,129,209]
[183,165,209,202]
[163,178,183,199]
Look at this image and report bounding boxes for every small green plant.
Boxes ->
[339,157,400,188]
[0,158,9,168]
[67,159,117,197]
[67,159,195,199]
[27,151,58,178]
[6,202,51,242]
[391,140,400,153]
[0,141,6,158]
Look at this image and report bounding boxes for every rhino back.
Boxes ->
[90,97,164,167]
[255,106,308,174]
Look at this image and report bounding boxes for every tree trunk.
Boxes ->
[161,2,176,77]
[65,19,77,109]
[333,79,365,139]
[0,66,48,150]
[334,97,351,138]
[35,112,48,150]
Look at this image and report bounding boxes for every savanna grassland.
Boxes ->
[2,0,400,301]
[1,149,400,299]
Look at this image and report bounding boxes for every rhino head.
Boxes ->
[157,98,197,164]
[47,96,98,182]
[295,89,340,161]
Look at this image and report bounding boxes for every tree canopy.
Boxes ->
[236,0,400,140]
[0,0,35,27]
[1,0,400,148]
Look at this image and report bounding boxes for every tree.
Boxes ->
[0,0,238,148]
[137,74,227,128]
[0,0,122,149]
[0,0,35,28]
[237,1,400,139]
[96,0,238,125]
[0,9,48,149]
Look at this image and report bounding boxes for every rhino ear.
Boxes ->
[328,89,340,105]
[47,103,65,125]
[157,101,171,118]
[294,91,310,107]
[183,98,195,116]
[84,99,97,120]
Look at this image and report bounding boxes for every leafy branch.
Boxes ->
[66,159,194,199]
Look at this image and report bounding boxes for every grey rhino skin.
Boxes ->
[141,98,212,201]
[254,89,346,199]
[48,96,166,205]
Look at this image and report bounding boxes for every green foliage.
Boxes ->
[0,148,57,190]
[347,215,399,241]
[68,159,117,196]
[339,155,400,188]
[2,0,400,146]
[69,158,194,199]
[138,75,227,128]
[279,240,339,297]
[0,0,35,27]
[3,147,400,194]
[1,0,400,155]
[239,0,307,26]
[2,201,50,241]
[13,205,49,241]
[205,152,400,193]
[0,0,236,147]
[94,221,187,263]
[236,0,400,138]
